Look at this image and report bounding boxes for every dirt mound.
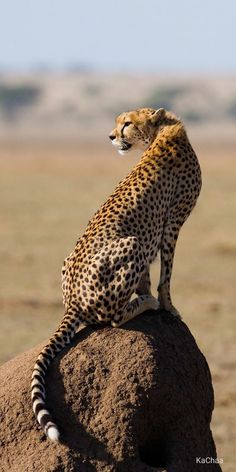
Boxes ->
[0,311,221,472]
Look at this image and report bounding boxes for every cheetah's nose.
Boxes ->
[109,134,116,141]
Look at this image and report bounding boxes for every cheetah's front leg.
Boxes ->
[135,266,152,296]
[158,221,181,318]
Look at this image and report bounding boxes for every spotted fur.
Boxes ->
[31,107,202,441]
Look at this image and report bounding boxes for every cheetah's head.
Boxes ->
[109,107,176,156]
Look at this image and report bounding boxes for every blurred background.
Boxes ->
[0,1,235,469]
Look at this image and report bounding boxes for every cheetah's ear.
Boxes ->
[149,108,165,125]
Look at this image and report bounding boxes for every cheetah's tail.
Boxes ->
[31,308,81,441]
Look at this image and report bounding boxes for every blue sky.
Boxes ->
[0,0,235,71]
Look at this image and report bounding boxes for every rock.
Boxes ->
[0,311,221,472]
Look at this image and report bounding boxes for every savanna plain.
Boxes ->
[0,138,235,471]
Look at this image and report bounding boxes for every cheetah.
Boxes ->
[31,107,202,441]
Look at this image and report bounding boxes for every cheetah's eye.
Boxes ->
[124,121,132,127]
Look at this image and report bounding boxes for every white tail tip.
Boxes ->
[47,425,60,442]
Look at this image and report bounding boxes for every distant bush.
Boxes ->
[145,85,186,110]
[84,84,102,97]
[227,99,236,119]
[181,110,205,123]
[0,83,41,118]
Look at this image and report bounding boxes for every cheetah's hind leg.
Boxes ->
[91,236,159,328]
[111,295,159,327]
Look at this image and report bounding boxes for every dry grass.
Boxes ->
[0,139,235,470]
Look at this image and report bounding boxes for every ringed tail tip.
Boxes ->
[46,424,60,442]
